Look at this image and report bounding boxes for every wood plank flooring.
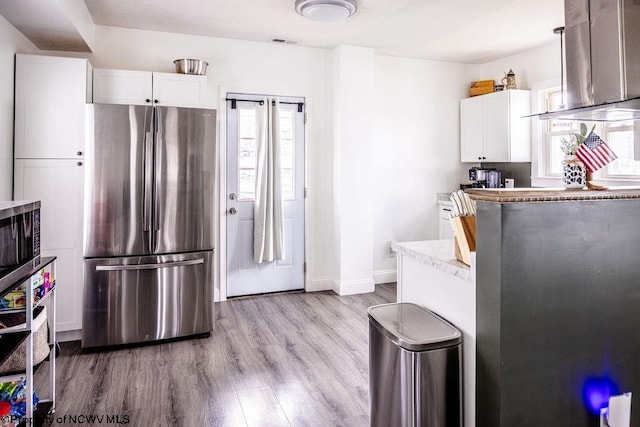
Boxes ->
[49,284,396,426]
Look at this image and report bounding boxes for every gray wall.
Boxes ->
[480,162,531,187]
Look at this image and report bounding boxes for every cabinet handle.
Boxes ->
[77,161,83,166]
[77,151,83,156]
[443,208,452,212]
[145,98,151,103]
[154,99,159,104]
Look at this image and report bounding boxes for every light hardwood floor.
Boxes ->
[51,284,396,426]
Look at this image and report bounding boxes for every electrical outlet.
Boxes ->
[388,241,396,258]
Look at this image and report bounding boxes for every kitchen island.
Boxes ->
[467,187,640,427]
[392,239,476,427]
[394,187,640,427]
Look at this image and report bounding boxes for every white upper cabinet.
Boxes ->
[460,89,531,163]
[92,69,152,105]
[14,54,92,159]
[93,69,207,108]
[152,72,208,108]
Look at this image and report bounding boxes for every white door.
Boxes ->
[226,95,305,297]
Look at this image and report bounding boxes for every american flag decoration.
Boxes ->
[576,131,617,172]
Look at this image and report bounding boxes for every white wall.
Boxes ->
[372,55,475,279]
[477,41,560,91]
[331,46,375,295]
[0,15,39,199]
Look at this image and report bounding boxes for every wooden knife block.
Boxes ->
[450,215,476,266]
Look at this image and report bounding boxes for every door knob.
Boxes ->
[229,207,237,215]
[229,193,236,200]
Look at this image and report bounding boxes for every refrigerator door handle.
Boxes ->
[153,107,162,233]
[154,131,161,232]
[143,130,153,233]
[95,258,204,271]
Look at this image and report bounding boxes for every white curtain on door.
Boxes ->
[254,97,285,264]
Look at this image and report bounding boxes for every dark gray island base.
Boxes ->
[467,188,640,427]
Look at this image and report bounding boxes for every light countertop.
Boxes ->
[437,192,453,202]
[391,240,474,282]
[466,186,640,203]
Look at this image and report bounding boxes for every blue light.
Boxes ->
[582,376,620,416]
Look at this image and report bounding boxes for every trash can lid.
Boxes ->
[367,303,461,351]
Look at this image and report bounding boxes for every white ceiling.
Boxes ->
[3,0,565,64]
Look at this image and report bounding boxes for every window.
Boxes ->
[539,87,640,180]
[601,121,640,178]
[236,106,296,201]
[542,88,582,176]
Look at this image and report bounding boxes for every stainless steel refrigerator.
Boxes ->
[82,103,216,348]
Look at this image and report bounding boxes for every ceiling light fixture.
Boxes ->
[295,0,358,22]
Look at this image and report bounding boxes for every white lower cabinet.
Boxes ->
[438,201,455,240]
[14,159,84,332]
[93,68,208,108]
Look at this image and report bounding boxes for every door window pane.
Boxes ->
[239,169,256,200]
[239,109,256,138]
[279,110,295,200]
[236,104,297,201]
[238,137,256,169]
[238,107,257,200]
[281,168,293,201]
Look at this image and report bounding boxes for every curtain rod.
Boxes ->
[225,98,304,112]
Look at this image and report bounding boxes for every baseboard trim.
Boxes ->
[373,269,397,284]
[57,329,81,343]
[306,276,334,292]
[332,278,375,296]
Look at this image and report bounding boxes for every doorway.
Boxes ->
[225,93,305,297]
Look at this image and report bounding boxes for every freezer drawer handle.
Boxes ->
[95,258,204,271]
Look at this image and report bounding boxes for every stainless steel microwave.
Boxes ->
[0,200,40,292]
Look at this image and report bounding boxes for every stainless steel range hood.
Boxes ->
[538,0,640,121]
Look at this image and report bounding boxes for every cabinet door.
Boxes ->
[460,96,484,162]
[439,218,455,240]
[93,69,153,105]
[14,159,84,331]
[507,90,532,162]
[152,72,207,108]
[15,55,89,159]
[482,92,510,162]
[438,204,455,240]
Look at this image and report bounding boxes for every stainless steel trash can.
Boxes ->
[368,302,462,427]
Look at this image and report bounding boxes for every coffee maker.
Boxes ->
[469,167,488,187]
[469,167,502,188]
